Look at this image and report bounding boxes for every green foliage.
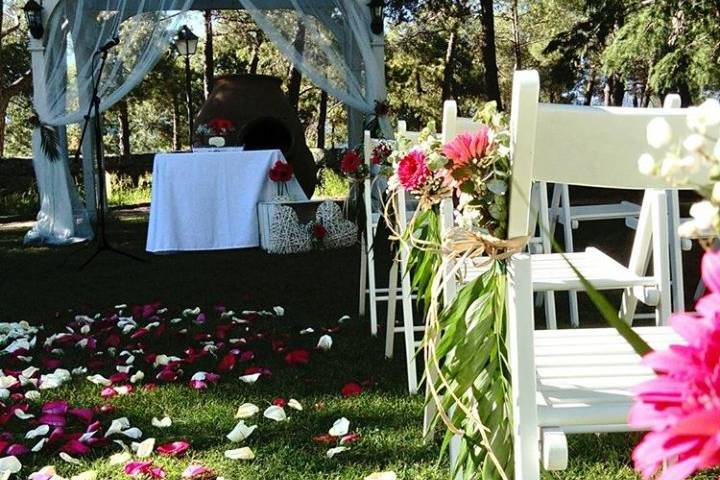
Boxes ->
[313,168,349,199]
[0,186,38,217]
[107,173,153,207]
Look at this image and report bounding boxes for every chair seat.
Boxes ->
[534,326,681,432]
[462,247,655,292]
[558,201,640,223]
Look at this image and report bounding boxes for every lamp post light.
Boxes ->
[173,25,199,148]
[23,0,44,40]
[367,0,385,35]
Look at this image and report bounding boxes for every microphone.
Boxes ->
[98,36,120,53]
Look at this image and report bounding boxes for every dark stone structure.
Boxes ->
[195,74,317,197]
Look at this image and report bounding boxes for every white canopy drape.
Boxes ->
[27,0,388,245]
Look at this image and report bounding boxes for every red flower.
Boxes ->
[217,352,236,372]
[340,150,363,174]
[284,349,310,366]
[207,117,235,134]
[313,223,327,240]
[269,160,294,182]
[341,382,363,397]
[312,433,336,445]
[397,149,430,191]
[371,143,392,165]
[272,398,287,407]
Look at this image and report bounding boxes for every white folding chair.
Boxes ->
[548,94,689,327]
[359,124,426,394]
[504,69,691,479]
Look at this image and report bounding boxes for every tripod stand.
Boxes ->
[73,39,144,270]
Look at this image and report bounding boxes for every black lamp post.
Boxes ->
[367,0,385,35]
[23,0,44,40]
[173,25,199,148]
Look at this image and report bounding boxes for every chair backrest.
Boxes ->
[441,100,485,143]
[507,70,695,239]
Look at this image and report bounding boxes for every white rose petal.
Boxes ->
[226,421,257,442]
[132,438,155,458]
[0,389,9,400]
[86,374,111,386]
[326,446,349,458]
[338,315,351,323]
[234,403,259,419]
[683,133,705,152]
[120,427,142,439]
[130,371,144,384]
[329,417,350,437]
[316,335,333,351]
[24,390,41,400]
[29,466,57,479]
[14,409,34,420]
[365,472,397,480]
[26,424,50,439]
[647,117,673,149]
[273,306,285,316]
[105,417,130,437]
[151,416,172,428]
[109,451,132,465]
[224,447,255,460]
[30,438,46,452]
[263,406,287,422]
[299,328,314,335]
[71,471,97,480]
[239,373,261,384]
[0,456,22,474]
[287,399,303,411]
[59,452,82,465]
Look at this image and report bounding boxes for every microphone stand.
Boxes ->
[73,40,145,270]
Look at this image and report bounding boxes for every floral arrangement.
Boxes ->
[630,249,720,480]
[195,117,236,137]
[384,103,516,479]
[639,98,720,238]
[339,149,368,181]
[268,160,294,198]
[370,141,393,168]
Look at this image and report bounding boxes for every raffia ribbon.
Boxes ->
[442,227,529,262]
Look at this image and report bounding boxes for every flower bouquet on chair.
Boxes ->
[339,149,368,235]
[268,160,295,201]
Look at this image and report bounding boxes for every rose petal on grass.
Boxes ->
[109,451,132,465]
[71,471,97,480]
[226,421,257,442]
[326,446,349,458]
[59,452,82,465]
[224,447,255,460]
[156,441,190,457]
[316,335,332,351]
[263,406,287,422]
[329,418,350,437]
[287,399,303,411]
[132,438,155,458]
[234,403,259,419]
[26,424,50,440]
[364,472,397,480]
[182,464,215,479]
[151,416,172,428]
[0,456,21,474]
[238,373,261,384]
[120,428,143,440]
[341,382,362,397]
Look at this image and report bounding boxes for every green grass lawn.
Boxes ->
[0,212,712,479]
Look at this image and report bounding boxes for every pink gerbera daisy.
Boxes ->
[441,128,490,173]
[630,249,720,480]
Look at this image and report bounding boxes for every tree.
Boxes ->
[203,9,215,98]
[287,20,306,111]
[479,0,502,109]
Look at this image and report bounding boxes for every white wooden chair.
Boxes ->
[359,124,426,394]
[547,94,689,327]
[505,69,690,479]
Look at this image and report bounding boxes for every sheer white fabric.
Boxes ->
[27,0,192,244]
[236,0,391,137]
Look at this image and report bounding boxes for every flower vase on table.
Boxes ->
[269,160,295,202]
[195,118,236,148]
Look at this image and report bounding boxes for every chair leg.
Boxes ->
[385,260,399,359]
[537,182,558,330]
[359,237,367,318]
[400,257,418,394]
[621,192,654,324]
[651,190,672,326]
[549,183,562,237]
[560,184,580,327]
[367,233,379,337]
[667,190,685,313]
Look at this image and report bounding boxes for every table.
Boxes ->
[146,150,307,253]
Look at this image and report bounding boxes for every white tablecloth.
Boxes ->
[146,150,307,253]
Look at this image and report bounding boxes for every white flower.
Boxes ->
[263,406,287,422]
[690,200,719,231]
[688,98,720,132]
[224,447,255,460]
[151,416,172,428]
[365,472,397,480]
[329,417,350,437]
[226,421,257,442]
[132,438,155,458]
[0,456,21,475]
[683,133,706,152]
[238,373,261,384]
[638,153,657,176]
[287,399,303,411]
[235,403,259,419]
[316,335,333,351]
[326,446,349,458]
[647,117,673,149]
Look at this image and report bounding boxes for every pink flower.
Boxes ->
[396,149,430,191]
[181,464,215,479]
[156,440,190,457]
[124,461,166,478]
[441,129,490,174]
[630,249,720,480]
